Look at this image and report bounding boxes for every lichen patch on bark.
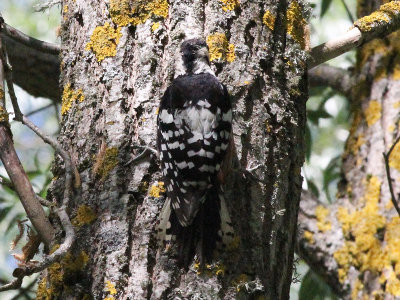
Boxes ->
[334,176,387,286]
[206,33,236,62]
[148,181,166,198]
[110,0,169,27]
[218,0,240,11]
[61,83,84,116]
[72,205,97,227]
[85,22,122,62]
[92,147,119,179]
[315,205,332,232]
[286,1,307,49]
[364,100,381,127]
[263,10,276,31]
[354,1,400,32]
[389,140,400,171]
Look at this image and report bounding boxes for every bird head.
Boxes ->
[175,38,214,78]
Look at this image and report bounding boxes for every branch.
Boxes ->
[1,23,60,55]
[34,0,62,12]
[3,59,76,204]
[0,38,54,247]
[308,64,352,96]
[0,24,76,292]
[0,18,60,101]
[309,2,400,69]
[383,135,400,216]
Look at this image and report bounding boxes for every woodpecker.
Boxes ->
[156,38,234,267]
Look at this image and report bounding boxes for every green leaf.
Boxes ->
[323,156,341,202]
[299,269,338,300]
[320,0,333,18]
[307,180,320,198]
[0,206,13,223]
[26,170,42,180]
[307,109,332,125]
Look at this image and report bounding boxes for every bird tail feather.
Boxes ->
[156,185,234,268]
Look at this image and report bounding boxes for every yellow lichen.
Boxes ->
[354,1,400,32]
[63,251,90,272]
[42,250,90,298]
[335,176,387,285]
[206,33,236,62]
[218,0,239,11]
[303,230,315,244]
[384,269,400,296]
[63,5,68,13]
[390,137,400,171]
[72,205,97,227]
[286,0,307,49]
[94,147,119,179]
[227,43,236,63]
[148,181,166,198]
[110,0,134,27]
[364,100,381,127]
[152,22,160,31]
[315,205,332,232]
[110,0,168,27]
[61,83,84,115]
[358,39,387,68]
[263,10,276,31]
[36,278,49,300]
[104,280,117,299]
[0,106,9,123]
[388,124,395,132]
[85,22,122,62]
[351,278,364,300]
[393,58,400,80]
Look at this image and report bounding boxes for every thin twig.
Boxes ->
[0,26,54,247]
[383,135,400,217]
[12,103,54,121]
[0,205,75,292]
[34,0,62,12]
[124,146,158,166]
[0,175,54,207]
[308,64,353,97]
[9,276,38,300]
[35,195,54,207]
[5,74,74,206]
[0,174,14,190]
[0,26,76,292]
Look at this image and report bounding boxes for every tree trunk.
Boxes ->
[40,0,307,299]
[298,0,400,298]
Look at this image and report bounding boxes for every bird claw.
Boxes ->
[125,145,159,166]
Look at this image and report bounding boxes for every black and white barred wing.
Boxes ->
[157,95,232,227]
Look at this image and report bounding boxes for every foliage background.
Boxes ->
[0,0,356,298]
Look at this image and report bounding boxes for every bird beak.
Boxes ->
[197,47,209,59]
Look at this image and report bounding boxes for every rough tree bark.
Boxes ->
[34,0,307,299]
[298,0,400,299]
